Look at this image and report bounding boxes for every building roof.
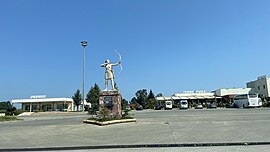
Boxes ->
[174,92,215,97]
[156,95,219,101]
[214,88,252,96]
[11,98,73,103]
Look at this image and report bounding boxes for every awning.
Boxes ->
[204,96,215,99]
[11,98,73,103]
[179,97,189,100]
[188,97,197,99]
[172,96,181,100]
[163,97,172,100]
[156,97,165,101]
[196,96,205,99]
[156,96,219,100]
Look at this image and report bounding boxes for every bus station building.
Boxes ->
[11,96,74,112]
[156,90,221,107]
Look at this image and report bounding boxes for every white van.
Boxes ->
[179,100,188,109]
[165,100,173,110]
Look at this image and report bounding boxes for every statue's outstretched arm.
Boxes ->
[101,63,106,67]
[111,62,120,66]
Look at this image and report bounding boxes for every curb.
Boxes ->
[2,142,270,151]
[83,118,137,126]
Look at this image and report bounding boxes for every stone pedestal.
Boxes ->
[99,90,122,118]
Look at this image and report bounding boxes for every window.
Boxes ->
[57,104,63,111]
[263,85,266,89]
[248,94,257,98]
[258,86,260,90]
[32,104,38,112]
[234,94,248,100]
[181,102,187,105]
[25,104,30,111]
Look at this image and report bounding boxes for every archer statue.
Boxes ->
[101,50,122,91]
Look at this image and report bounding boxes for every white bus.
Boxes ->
[233,94,262,108]
[165,100,173,110]
[179,100,188,109]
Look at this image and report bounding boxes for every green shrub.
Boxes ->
[0,116,20,122]
[98,106,110,119]
[87,116,134,122]
[88,107,97,115]
[88,104,99,115]
[0,110,6,114]
[5,109,23,116]
[122,109,131,117]
[13,110,23,116]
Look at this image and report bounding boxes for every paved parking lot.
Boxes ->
[1,108,270,150]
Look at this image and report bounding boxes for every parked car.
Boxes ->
[136,105,143,110]
[195,104,203,109]
[154,104,162,110]
[126,106,131,110]
[179,100,188,109]
[208,103,217,109]
[165,100,173,110]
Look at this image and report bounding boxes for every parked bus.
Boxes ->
[179,100,188,109]
[233,94,262,108]
[165,100,173,110]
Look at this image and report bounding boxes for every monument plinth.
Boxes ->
[83,50,136,125]
[99,90,122,118]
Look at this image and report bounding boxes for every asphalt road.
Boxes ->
[1,108,270,151]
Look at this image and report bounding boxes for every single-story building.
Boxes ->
[213,88,253,102]
[156,90,222,107]
[11,96,74,112]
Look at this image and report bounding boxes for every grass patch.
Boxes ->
[87,116,134,122]
[0,116,21,122]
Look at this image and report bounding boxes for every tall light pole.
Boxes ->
[81,41,87,112]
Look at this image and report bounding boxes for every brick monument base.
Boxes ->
[99,90,122,118]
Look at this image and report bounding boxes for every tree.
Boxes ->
[135,89,148,109]
[86,83,100,111]
[121,98,128,110]
[0,101,12,110]
[0,101,17,115]
[6,106,17,116]
[147,90,155,100]
[156,93,163,97]
[148,98,155,109]
[72,89,82,111]
[130,97,137,104]
[147,90,156,109]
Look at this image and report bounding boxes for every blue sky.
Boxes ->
[1,0,270,101]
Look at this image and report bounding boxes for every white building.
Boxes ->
[214,88,252,97]
[11,96,74,112]
[173,90,216,100]
[156,90,220,106]
[247,75,270,100]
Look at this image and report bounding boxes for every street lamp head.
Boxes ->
[81,41,88,47]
